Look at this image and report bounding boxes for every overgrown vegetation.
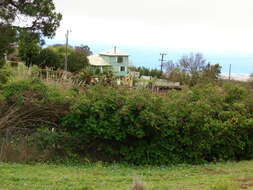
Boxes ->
[1,0,253,168]
[60,82,253,164]
[1,70,253,165]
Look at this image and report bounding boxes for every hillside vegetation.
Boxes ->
[1,64,253,165]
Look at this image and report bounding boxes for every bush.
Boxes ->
[0,78,71,162]
[0,78,69,130]
[34,48,63,69]
[2,78,253,165]
[59,83,253,164]
[0,57,5,68]
[0,68,11,85]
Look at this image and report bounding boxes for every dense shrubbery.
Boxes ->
[0,68,11,85]
[0,79,71,130]
[60,83,253,164]
[1,77,253,165]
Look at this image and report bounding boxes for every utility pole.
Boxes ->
[228,64,231,80]
[64,30,70,72]
[159,53,167,72]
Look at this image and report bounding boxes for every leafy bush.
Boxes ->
[0,68,11,85]
[2,78,253,165]
[34,48,63,69]
[0,57,5,68]
[61,83,253,164]
[0,78,71,162]
[0,78,69,130]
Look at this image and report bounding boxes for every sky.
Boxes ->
[48,0,253,74]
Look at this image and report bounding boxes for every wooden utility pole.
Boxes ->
[159,53,167,72]
[228,64,231,80]
[64,30,70,72]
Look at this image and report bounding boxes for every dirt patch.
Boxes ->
[234,177,253,189]
[202,168,229,175]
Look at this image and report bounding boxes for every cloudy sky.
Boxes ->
[52,0,253,53]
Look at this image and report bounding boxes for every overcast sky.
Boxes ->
[52,0,253,53]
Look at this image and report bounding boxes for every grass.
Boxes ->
[1,161,253,190]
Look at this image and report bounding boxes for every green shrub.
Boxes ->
[60,83,253,164]
[0,78,69,130]
[0,68,12,85]
[1,78,48,101]
[1,78,70,105]
[2,78,253,165]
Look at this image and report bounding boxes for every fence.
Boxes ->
[10,63,88,86]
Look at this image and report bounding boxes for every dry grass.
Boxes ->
[130,177,145,190]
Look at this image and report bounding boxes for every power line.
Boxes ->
[229,64,231,80]
[64,30,71,72]
[159,53,167,72]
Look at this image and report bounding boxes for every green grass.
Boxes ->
[1,161,253,190]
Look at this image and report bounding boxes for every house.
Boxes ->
[88,47,129,77]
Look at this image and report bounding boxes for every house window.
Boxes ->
[120,66,125,72]
[117,57,123,63]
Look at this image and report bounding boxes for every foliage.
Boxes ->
[1,73,253,165]
[0,78,69,130]
[39,44,92,71]
[48,44,73,58]
[68,47,90,72]
[0,24,16,64]
[129,66,162,78]
[202,64,221,83]
[61,82,253,164]
[1,78,49,102]
[18,31,41,67]
[164,53,221,86]
[0,57,5,68]
[0,0,62,62]
[75,45,93,56]
[34,47,63,69]
[0,0,62,37]
[0,67,12,85]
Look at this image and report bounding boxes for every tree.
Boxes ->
[75,45,93,56]
[129,66,162,78]
[0,0,62,63]
[0,24,16,67]
[18,31,41,67]
[47,45,72,69]
[7,46,20,62]
[202,63,221,83]
[163,60,177,73]
[179,53,206,86]
[68,48,89,73]
[48,45,73,59]
[34,48,62,69]
[35,45,92,71]
[0,0,62,37]
[179,53,206,73]
[163,53,221,86]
